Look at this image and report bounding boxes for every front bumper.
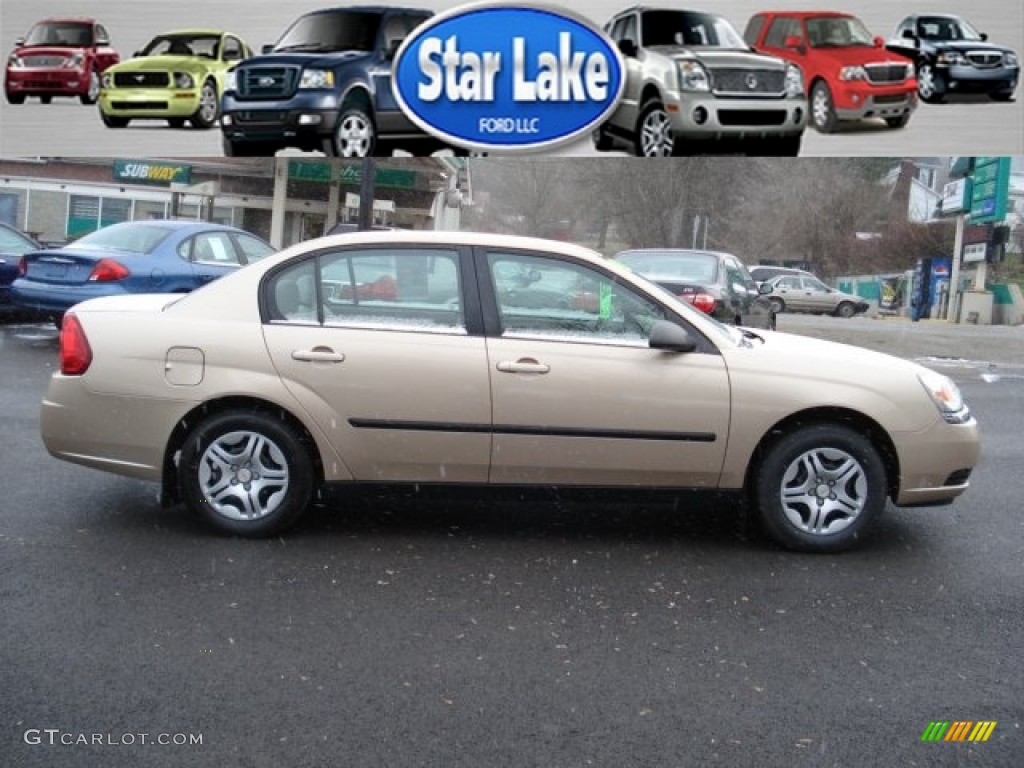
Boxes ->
[833,82,917,121]
[941,63,1019,94]
[893,416,981,507]
[98,87,201,118]
[665,91,806,139]
[5,67,89,96]
[221,91,342,148]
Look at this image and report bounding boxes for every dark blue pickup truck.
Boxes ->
[220,6,437,156]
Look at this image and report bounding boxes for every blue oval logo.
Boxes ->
[393,2,625,152]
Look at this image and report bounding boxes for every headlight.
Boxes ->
[8,54,24,68]
[174,72,194,89]
[225,71,237,92]
[784,63,803,96]
[918,371,971,424]
[1006,52,1019,67]
[838,65,867,81]
[677,60,710,92]
[101,72,113,88]
[937,51,966,66]
[299,69,335,89]
[64,53,84,70]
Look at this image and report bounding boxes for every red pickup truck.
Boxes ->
[744,11,916,133]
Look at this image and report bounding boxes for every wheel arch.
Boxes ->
[640,83,663,107]
[161,395,325,507]
[339,83,375,117]
[742,407,901,503]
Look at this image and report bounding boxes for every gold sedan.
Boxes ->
[40,232,979,552]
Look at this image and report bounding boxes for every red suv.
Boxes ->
[5,18,119,105]
[745,11,916,133]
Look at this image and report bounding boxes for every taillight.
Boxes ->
[17,256,27,277]
[687,293,716,314]
[60,314,92,375]
[88,258,129,282]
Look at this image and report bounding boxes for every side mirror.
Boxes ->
[783,35,806,54]
[758,282,774,295]
[980,32,988,42]
[618,39,637,58]
[873,36,884,48]
[15,37,25,46]
[262,43,275,54]
[649,321,697,353]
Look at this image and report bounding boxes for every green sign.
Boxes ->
[113,160,192,186]
[288,160,333,183]
[969,157,1010,223]
[288,161,417,189]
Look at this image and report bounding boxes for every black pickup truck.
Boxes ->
[220,6,439,156]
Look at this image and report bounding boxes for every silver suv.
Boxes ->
[595,7,807,156]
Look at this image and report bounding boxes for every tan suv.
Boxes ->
[40,231,978,553]
[594,6,808,156]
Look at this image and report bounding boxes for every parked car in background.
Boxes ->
[220,6,437,157]
[763,272,870,317]
[886,14,1019,103]
[0,223,41,313]
[98,29,253,129]
[594,7,806,156]
[38,231,979,553]
[614,248,775,329]
[11,220,274,325]
[749,264,815,283]
[744,11,917,133]
[4,17,119,104]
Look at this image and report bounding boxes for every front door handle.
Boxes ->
[292,347,346,363]
[496,358,550,374]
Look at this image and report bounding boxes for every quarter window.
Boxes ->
[487,252,665,345]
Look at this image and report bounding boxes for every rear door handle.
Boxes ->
[292,347,346,363]
[496,359,550,374]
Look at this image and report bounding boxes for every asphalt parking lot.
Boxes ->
[1,315,1022,767]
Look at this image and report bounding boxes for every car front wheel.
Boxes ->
[190,79,219,129]
[835,301,856,318]
[80,69,100,104]
[179,410,314,536]
[101,111,129,128]
[636,99,675,156]
[329,103,376,157]
[917,64,945,103]
[754,424,887,553]
[768,297,785,314]
[810,81,838,133]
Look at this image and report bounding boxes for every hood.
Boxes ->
[12,45,85,58]
[110,55,205,73]
[811,46,911,68]
[927,40,1016,55]
[237,50,371,70]
[652,46,787,70]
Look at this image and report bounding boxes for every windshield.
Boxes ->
[916,16,984,42]
[641,11,748,49]
[141,34,221,58]
[23,22,93,47]
[806,17,875,48]
[616,250,720,282]
[274,11,381,53]
[71,225,173,255]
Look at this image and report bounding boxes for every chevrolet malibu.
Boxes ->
[40,232,979,553]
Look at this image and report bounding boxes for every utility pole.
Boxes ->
[358,158,376,230]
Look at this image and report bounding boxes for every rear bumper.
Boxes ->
[11,280,125,315]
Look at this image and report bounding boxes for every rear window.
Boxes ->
[71,224,173,255]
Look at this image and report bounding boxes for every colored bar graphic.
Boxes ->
[921,721,996,742]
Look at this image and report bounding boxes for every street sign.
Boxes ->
[969,157,1010,223]
[941,178,969,214]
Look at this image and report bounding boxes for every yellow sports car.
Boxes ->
[98,29,251,129]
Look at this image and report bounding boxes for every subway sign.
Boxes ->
[113,160,192,186]
[393,2,625,152]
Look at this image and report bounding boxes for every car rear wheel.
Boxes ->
[101,112,130,128]
[835,301,856,318]
[329,103,376,157]
[80,69,99,104]
[636,99,675,156]
[190,79,219,129]
[810,81,838,133]
[768,297,785,314]
[40,95,52,105]
[754,424,887,553]
[916,64,945,103]
[179,411,314,537]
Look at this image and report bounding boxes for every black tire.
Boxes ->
[989,91,1014,102]
[79,69,100,105]
[885,113,911,129]
[100,111,129,128]
[40,95,52,105]
[635,98,676,156]
[178,410,314,537]
[5,92,25,104]
[189,78,219,129]
[916,63,945,104]
[328,102,376,157]
[759,135,802,156]
[835,301,856,319]
[222,137,276,157]
[810,81,838,133]
[768,297,785,314]
[592,122,614,151]
[754,424,887,553]
[167,117,186,128]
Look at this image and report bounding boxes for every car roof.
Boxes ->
[157,29,231,36]
[99,219,244,232]
[32,17,99,24]
[616,248,734,258]
[754,11,855,20]
[304,6,432,15]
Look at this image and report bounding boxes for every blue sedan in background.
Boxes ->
[11,219,275,325]
[0,222,42,313]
